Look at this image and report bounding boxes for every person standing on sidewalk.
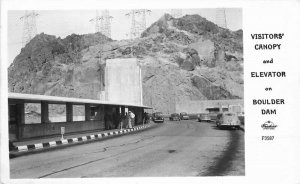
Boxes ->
[143,112,147,124]
[130,111,135,127]
[127,112,132,128]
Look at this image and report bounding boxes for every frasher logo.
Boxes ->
[261,120,277,130]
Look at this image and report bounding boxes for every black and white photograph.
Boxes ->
[5,8,244,178]
[2,1,300,183]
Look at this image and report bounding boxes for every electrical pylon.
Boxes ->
[216,8,227,28]
[90,10,113,38]
[90,10,101,33]
[20,10,39,47]
[126,9,151,39]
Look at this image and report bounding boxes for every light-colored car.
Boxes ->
[198,113,211,122]
[180,112,189,120]
[216,112,241,129]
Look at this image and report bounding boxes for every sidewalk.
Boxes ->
[10,123,153,155]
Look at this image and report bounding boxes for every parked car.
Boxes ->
[169,113,180,121]
[179,112,189,120]
[206,107,222,122]
[147,113,153,121]
[153,112,164,123]
[216,112,241,129]
[198,113,211,122]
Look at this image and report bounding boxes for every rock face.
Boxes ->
[8,13,243,114]
[8,32,111,99]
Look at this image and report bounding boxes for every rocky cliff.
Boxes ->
[8,14,243,113]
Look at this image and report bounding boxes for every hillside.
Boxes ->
[8,13,243,113]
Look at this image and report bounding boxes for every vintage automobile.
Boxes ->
[216,112,241,129]
[179,112,189,120]
[197,113,211,122]
[206,106,229,122]
[169,113,180,121]
[153,112,164,123]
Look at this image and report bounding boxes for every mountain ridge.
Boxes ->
[8,14,243,113]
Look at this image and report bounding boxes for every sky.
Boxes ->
[7,8,242,66]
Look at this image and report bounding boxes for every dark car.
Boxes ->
[153,112,164,123]
[180,112,189,120]
[169,113,180,121]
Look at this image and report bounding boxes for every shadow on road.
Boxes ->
[202,125,245,176]
[210,125,241,131]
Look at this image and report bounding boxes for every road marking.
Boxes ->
[34,143,43,149]
[17,146,28,152]
[13,124,152,153]
[49,141,56,147]
[72,138,78,143]
[82,136,87,141]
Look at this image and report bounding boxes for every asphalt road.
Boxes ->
[10,120,245,178]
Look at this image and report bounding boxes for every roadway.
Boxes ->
[10,120,244,178]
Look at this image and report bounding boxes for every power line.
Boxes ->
[20,10,39,47]
[125,9,151,39]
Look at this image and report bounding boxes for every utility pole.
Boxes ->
[90,10,113,38]
[216,8,227,29]
[126,9,151,39]
[20,10,39,47]
[171,9,183,18]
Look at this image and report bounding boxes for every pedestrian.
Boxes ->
[124,112,128,128]
[143,112,147,124]
[104,113,109,130]
[130,111,135,126]
[113,111,121,129]
[127,111,132,128]
[119,113,126,130]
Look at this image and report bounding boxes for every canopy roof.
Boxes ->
[8,93,152,109]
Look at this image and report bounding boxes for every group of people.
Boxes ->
[104,111,138,130]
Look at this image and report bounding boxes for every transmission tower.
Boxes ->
[90,10,113,38]
[216,8,227,28]
[90,10,101,33]
[100,10,113,38]
[171,9,182,18]
[126,9,151,39]
[20,10,39,47]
